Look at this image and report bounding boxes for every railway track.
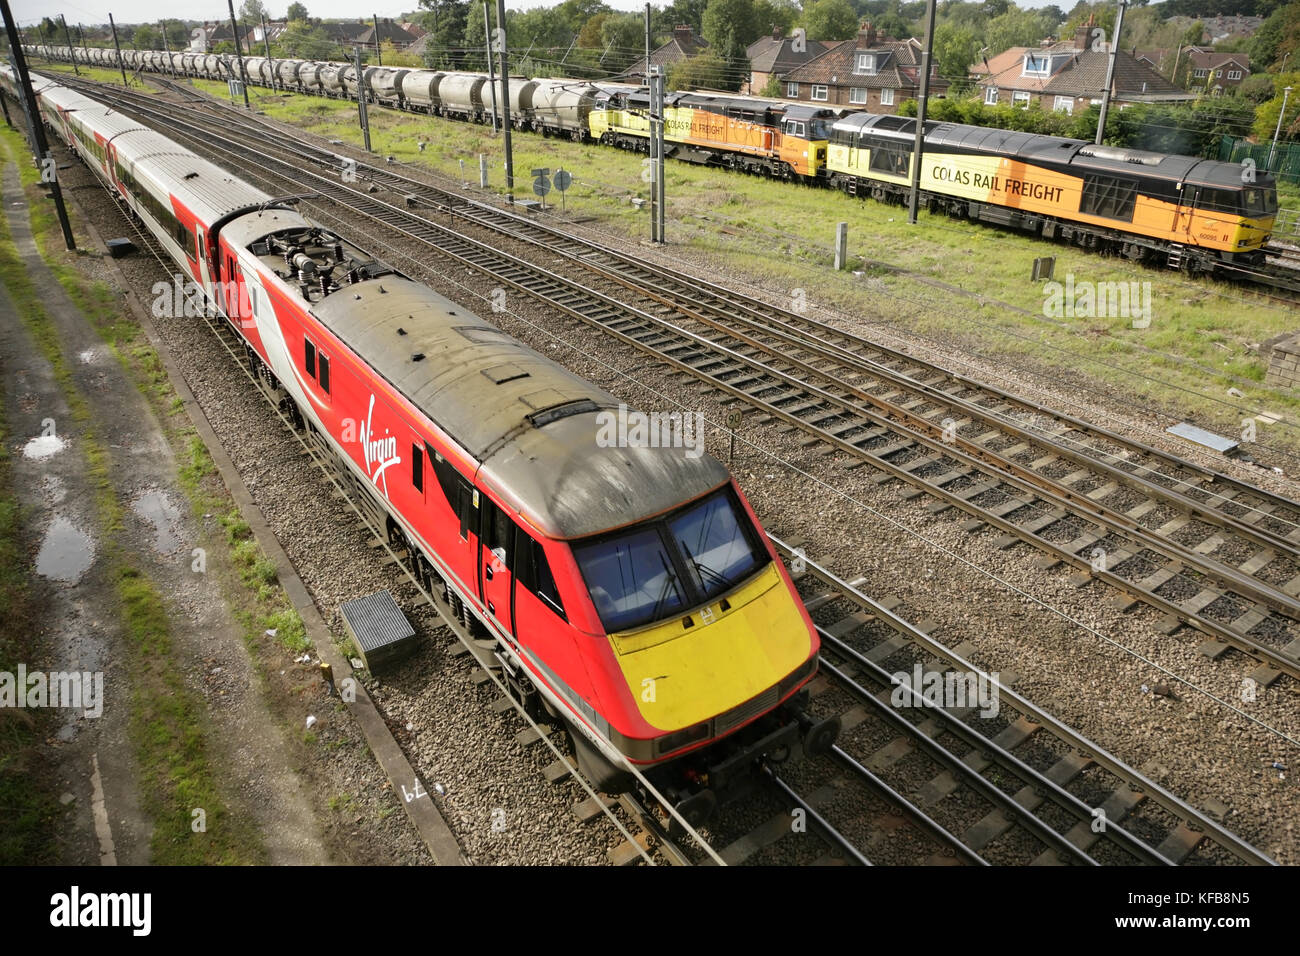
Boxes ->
[41,77,1281,869]
[55,75,1300,690]
[764,536,1276,865]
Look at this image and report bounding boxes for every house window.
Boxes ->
[1022,53,1048,76]
[880,88,894,106]
[856,53,874,74]
[787,81,798,98]
[849,87,866,105]
[811,85,828,101]
[1012,90,1031,108]
[984,86,999,105]
[1227,70,1241,80]
[1214,68,1223,77]
[1193,68,1208,78]
[1053,95,1073,113]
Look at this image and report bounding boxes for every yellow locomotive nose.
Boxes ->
[609,562,814,734]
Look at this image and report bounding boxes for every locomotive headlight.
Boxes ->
[655,720,711,757]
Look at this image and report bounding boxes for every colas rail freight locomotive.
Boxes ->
[4,66,841,831]
[27,42,1282,275]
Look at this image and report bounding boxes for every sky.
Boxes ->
[16,0,1071,28]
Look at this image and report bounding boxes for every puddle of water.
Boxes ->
[42,474,66,504]
[131,489,182,554]
[22,434,67,460]
[35,515,96,583]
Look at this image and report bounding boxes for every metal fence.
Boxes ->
[1217,134,1300,183]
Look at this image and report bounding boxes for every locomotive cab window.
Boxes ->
[573,486,768,633]
[514,529,566,620]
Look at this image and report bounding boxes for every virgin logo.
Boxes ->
[360,394,401,497]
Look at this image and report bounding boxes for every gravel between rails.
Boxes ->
[68,86,1300,864]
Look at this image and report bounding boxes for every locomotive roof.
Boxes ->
[311,276,727,539]
[213,221,729,538]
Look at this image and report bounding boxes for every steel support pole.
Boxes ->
[1,0,75,249]
[906,0,937,225]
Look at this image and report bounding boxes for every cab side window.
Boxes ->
[514,528,566,620]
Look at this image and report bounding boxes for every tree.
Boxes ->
[656,0,710,35]
[240,0,270,23]
[601,13,646,74]
[273,19,335,58]
[419,0,471,68]
[933,23,980,88]
[985,8,1050,55]
[760,72,784,96]
[753,0,799,37]
[287,2,309,21]
[133,24,160,50]
[802,0,858,41]
[1253,73,1300,142]
[667,50,734,90]
[702,0,761,51]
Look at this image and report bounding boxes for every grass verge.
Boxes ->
[0,125,261,864]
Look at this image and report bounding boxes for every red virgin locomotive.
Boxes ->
[10,68,840,827]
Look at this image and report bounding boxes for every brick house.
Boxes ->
[970,18,1193,113]
[744,28,829,94]
[781,22,947,114]
[622,25,709,79]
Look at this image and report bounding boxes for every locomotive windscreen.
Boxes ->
[573,487,768,633]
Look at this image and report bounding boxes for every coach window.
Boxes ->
[304,338,316,378]
[318,353,331,394]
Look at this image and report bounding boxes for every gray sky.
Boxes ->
[15,0,1078,28]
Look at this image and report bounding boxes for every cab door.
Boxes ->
[195,223,214,304]
[477,494,515,636]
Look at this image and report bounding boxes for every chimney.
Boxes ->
[858,20,877,47]
[674,24,692,43]
[1074,14,1095,52]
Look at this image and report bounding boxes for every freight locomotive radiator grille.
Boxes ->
[341,590,418,673]
[714,686,779,735]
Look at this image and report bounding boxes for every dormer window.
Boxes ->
[856,53,875,74]
[1022,53,1049,77]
